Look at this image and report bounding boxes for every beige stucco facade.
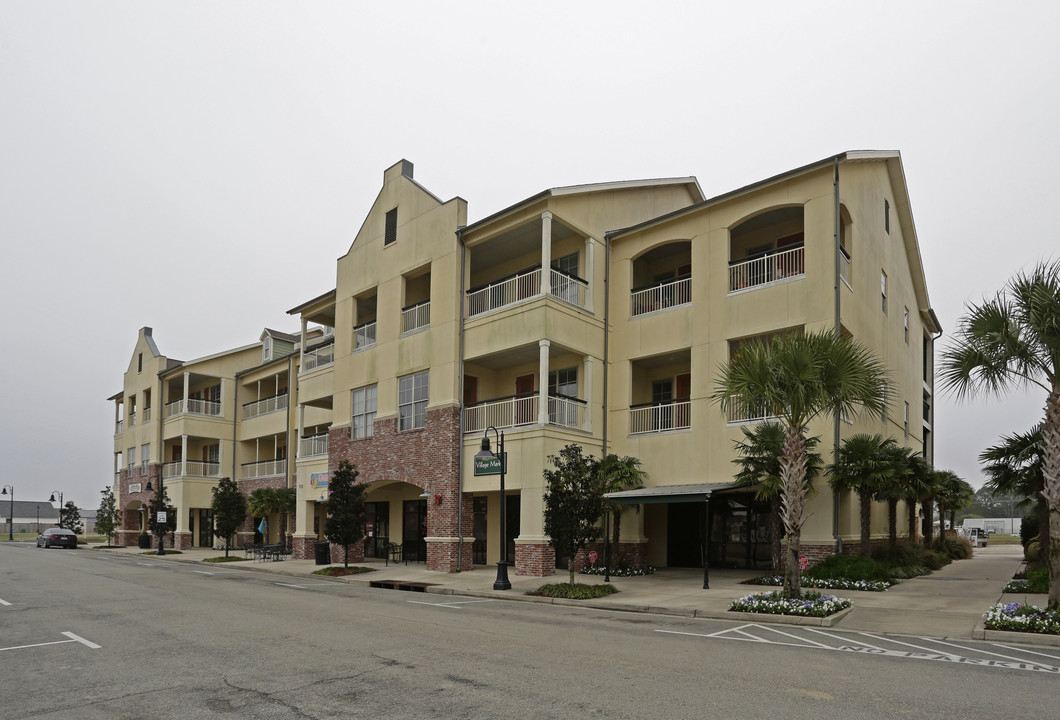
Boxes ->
[110,152,938,573]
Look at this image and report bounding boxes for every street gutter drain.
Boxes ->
[369,580,436,593]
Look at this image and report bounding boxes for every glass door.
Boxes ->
[403,499,427,562]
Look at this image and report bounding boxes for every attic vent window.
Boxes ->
[138,353,143,373]
[884,199,890,234]
[385,208,398,246]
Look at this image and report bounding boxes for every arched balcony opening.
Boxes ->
[630,241,692,317]
[728,206,805,293]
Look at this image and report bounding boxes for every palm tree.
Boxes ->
[712,329,888,598]
[940,260,1060,607]
[248,487,297,548]
[896,449,933,545]
[247,488,277,542]
[597,454,646,569]
[732,422,822,572]
[828,434,901,557]
[980,425,1047,562]
[933,470,972,541]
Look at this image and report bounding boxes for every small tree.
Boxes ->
[598,454,646,569]
[828,434,901,557]
[60,501,84,535]
[96,487,120,546]
[543,444,604,585]
[212,477,247,557]
[324,460,367,568]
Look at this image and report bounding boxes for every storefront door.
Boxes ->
[403,499,427,562]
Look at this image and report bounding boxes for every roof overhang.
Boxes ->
[603,482,740,504]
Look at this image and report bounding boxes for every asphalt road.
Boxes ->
[2,543,1057,719]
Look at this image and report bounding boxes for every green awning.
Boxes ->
[602,482,740,505]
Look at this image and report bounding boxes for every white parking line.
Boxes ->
[0,598,11,606]
[62,632,101,649]
[1,632,101,653]
[407,599,496,609]
[193,571,214,575]
[274,583,308,589]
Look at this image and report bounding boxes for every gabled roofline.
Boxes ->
[261,328,299,343]
[287,289,336,316]
[159,342,259,379]
[464,177,704,234]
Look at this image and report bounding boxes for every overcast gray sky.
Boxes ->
[2,2,1058,511]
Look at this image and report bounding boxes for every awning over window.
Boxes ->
[602,482,741,505]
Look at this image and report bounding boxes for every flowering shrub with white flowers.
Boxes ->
[752,575,892,592]
[1002,579,1029,593]
[984,602,1060,634]
[730,590,852,617]
[581,565,656,577]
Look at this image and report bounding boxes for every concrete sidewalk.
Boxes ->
[95,542,1048,643]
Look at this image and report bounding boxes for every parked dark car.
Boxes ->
[36,528,77,548]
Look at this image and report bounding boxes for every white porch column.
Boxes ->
[299,318,308,367]
[538,339,550,425]
[541,212,552,297]
[582,356,593,432]
[217,441,223,477]
[585,236,595,313]
[297,403,305,459]
[181,434,188,477]
[183,372,190,409]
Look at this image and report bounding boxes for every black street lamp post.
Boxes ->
[49,491,63,528]
[475,427,511,590]
[2,486,13,540]
[143,478,166,556]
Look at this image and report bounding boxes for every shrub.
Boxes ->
[941,536,973,560]
[1020,515,1039,547]
[528,583,619,599]
[581,565,656,577]
[984,602,1060,634]
[1025,540,1040,563]
[204,556,247,563]
[806,554,893,582]
[312,566,375,576]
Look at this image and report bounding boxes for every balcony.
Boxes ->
[401,300,431,334]
[143,407,151,422]
[243,393,288,420]
[127,412,136,428]
[462,393,586,434]
[299,433,329,458]
[302,342,334,372]
[353,320,377,351]
[726,399,777,425]
[115,419,123,435]
[629,399,691,435]
[465,266,589,318]
[162,460,220,479]
[631,274,691,317]
[728,245,804,293]
[164,398,222,419]
[241,458,287,479]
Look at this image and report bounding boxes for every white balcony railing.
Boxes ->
[143,407,151,422]
[164,398,222,418]
[241,458,287,479]
[128,412,136,428]
[631,275,691,317]
[726,399,778,424]
[463,394,538,434]
[115,419,123,435]
[162,460,220,479]
[728,245,805,293]
[547,395,586,429]
[353,320,377,351]
[302,343,334,372]
[629,400,691,435]
[401,300,431,334]
[466,268,541,318]
[299,434,329,458]
[243,393,288,420]
[550,269,588,309]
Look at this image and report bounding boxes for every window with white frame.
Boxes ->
[141,443,150,468]
[352,385,377,439]
[548,367,577,398]
[399,371,428,431]
[127,446,136,468]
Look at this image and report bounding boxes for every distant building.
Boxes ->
[4,501,60,533]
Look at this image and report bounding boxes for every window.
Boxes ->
[552,252,579,277]
[263,336,272,362]
[881,271,888,314]
[398,371,428,431]
[128,447,136,468]
[548,367,577,398]
[651,380,673,404]
[884,199,890,234]
[204,444,220,463]
[352,385,377,439]
[903,308,909,343]
[903,402,910,438]
[384,208,398,246]
[141,443,150,468]
[138,353,143,373]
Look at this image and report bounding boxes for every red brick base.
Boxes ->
[426,540,474,572]
[292,535,317,560]
[514,543,555,577]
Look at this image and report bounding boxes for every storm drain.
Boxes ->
[369,580,435,593]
